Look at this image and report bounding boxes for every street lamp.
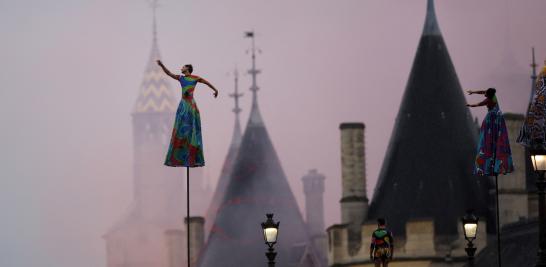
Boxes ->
[461,210,479,266]
[261,213,280,267]
[531,149,546,266]
[531,152,546,172]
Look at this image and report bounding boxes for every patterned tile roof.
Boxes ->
[133,38,177,114]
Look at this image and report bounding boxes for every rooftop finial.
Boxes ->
[230,67,243,117]
[244,31,264,125]
[422,0,441,36]
[528,47,538,111]
[245,31,261,100]
[531,47,532,79]
[229,67,244,141]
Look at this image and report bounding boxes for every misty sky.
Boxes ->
[1,0,545,267]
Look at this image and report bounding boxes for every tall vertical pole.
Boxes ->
[495,174,502,267]
[187,167,190,267]
[536,171,546,266]
[491,119,502,267]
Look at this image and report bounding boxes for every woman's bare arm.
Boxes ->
[156,60,180,81]
[466,90,486,95]
[467,99,488,108]
[198,77,219,98]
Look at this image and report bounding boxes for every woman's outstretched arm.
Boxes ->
[156,60,180,81]
[198,77,219,98]
[466,90,486,95]
[467,99,488,108]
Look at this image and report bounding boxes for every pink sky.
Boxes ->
[1,0,545,266]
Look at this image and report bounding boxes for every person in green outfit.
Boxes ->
[370,218,394,267]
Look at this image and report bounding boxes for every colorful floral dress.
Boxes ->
[164,75,205,167]
[474,96,514,175]
[518,67,546,150]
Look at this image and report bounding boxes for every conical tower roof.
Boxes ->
[367,0,491,237]
[133,16,177,114]
[198,37,313,267]
[204,68,244,233]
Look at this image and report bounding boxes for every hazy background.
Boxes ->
[1,0,545,266]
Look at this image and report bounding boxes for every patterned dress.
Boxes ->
[474,96,514,175]
[164,75,205,167]
[518,67,546,150]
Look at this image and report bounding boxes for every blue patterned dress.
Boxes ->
[474,96,514,175]
[164,75,205,167]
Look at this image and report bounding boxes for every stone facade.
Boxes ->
[327,219,488,267]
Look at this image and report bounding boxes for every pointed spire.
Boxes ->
[531,47,538,88]
[199,46,314,266]
[133,0,177,114]
[422,0,441,36]
[149,0,160,62]
[368,0,490,237]
[244,31,264,126]
[528,47,538,112]
[203,67,245,234]
[229,67,243,147]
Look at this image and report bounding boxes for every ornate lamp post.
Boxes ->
[531,150,546,266]
[261,213,280,267]
[461,210,479,266]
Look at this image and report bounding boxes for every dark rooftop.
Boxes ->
[366,0,492,237]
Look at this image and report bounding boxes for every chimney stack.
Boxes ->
[339,123,369,239]
[302,169,326,235]
[302,169,328,264]
[185,216,205,266]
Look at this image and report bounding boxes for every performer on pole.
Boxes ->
[467,87,512,267]
[157,59,218,267]
[157,60,218,167]
[467,88,514,175]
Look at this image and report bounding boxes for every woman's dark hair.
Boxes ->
[377,218,386,226]
[485,88,496,99]
[185,64,193,74]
